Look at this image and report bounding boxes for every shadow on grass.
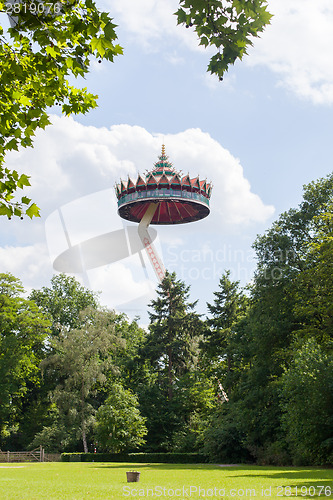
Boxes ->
[90,464,333,481]
[88,463,333,476]
[88,463,218,470]
[218,467,333,499]
[231,468,333,480]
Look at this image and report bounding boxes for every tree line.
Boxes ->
[0,172,332,465]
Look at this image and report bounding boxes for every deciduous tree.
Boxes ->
[95,383,147,453]
[0,273,50,448]
[29,273,99,337]
[37,308,124,452]
[0,0,122,218]
[293,207,333,348]
[280,339,333,465]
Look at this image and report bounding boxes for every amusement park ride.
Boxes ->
[115,145,212,282]
[52,145,212,289]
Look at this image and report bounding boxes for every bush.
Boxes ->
[247,441,291,466]
[203,418,251,464]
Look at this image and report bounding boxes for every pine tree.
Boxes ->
[146,271,202,401]
[205,270,247,374]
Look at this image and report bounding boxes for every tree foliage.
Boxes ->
[175,0,272,80]
[0,273,50,447]
[146,271,202,401]
[293,207,333,347]
[0,0,122,218]
[217,173,333,464]
[137,272,216,453]
[38,308,124,452]
[280,339,333,465]
[1,174,332,463]
[204,270,248,380]
[95,383,147,453]
[29,273,99,336]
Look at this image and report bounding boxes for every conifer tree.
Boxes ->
[146,271,202,401]
[205,270,247,374]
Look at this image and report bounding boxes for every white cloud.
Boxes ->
[0,244,52,294]
[4,116,148,213]
[156,128,274,227]
[102,0,333,104]
[103,0,204,53]
[87,261,155,308]
[247,0,333,104]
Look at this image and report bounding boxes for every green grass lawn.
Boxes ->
[0,462,332,500]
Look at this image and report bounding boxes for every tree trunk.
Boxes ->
[81,379,88,453]
[227,355,231,373]
[167,286,174,401]
[167,345,173,401]
[82,427,88,453]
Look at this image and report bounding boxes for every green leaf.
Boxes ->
[17,174,31,188]
[26,203,40,219]
[175,8,187,24]
[90,37,106,57]
[18,96,32,107]
[46,46,59,58]
[5,139,19,151]
[38,115,51,129]
[0,204,12,217]
[199,36,209,47]
[104,21,116,40]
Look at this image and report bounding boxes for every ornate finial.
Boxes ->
[161,144,166,156]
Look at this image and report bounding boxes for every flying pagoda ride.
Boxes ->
[115,145,212,281]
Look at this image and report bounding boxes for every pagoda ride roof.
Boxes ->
[116,145,212,225]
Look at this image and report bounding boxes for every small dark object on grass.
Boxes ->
[126,471,140,482]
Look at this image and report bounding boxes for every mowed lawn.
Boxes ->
[0,462,332,500]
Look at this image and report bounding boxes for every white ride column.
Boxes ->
[138,203,166,282]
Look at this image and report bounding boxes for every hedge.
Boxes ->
[61,452,208,463]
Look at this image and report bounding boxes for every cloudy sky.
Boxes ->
[1,0,333,323]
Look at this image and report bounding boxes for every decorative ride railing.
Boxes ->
[118,188,210,208]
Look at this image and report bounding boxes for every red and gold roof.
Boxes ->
[115,146,212,225]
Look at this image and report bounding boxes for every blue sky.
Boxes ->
[1,0,333,324]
